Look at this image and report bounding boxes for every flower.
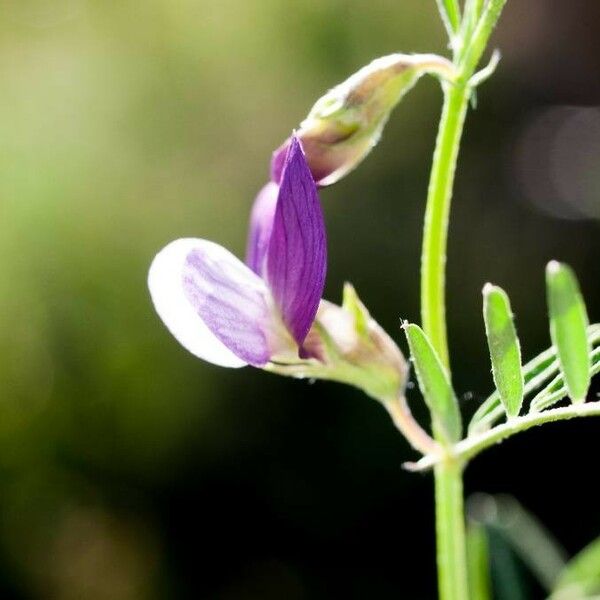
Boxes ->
[148,135,408,403]
[148,136,326,368]
[271,53,456,187]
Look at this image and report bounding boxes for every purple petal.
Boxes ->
[266,136,327,350]
[245,182,278,276]
[149,238,290,368]
[149,239,246,367]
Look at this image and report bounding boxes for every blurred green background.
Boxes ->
[1,0,600,597]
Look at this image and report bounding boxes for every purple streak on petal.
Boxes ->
[245,182,279,276]
[266,136,327,350]
[183,242,275,366]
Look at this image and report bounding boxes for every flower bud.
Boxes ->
[267,284,408,402]
[272,53,456,186]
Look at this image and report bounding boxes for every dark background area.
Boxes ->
[1,0,599,597]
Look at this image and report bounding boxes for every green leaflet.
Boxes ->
[530,346,600,413]
[546,262,591,404]
[468,325,600,435]
[469,349,555,434]
[403,323,462,443]
[552,536,600,599]
[483,284,524,418]
[436,0,461,35]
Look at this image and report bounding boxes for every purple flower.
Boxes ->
[148,136,327,368]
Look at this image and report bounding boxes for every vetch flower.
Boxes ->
[148,135,408,406]
[271,53,456,186]
[148,136,326,368]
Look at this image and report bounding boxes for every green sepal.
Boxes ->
[267,287,408,404]
[342,282,369,339]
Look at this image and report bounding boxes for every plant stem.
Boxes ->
[422,81,471,600]
[421,70,471,600]
[421,83,470,371]
[422,3,507,597]
[409,401,600,472]
[383,394,440,455]
[434,459,469,600]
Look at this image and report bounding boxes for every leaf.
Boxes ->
[530,346,600,413]
[470,494,567,593]
[488,529,529,600]
[467,524,492,600]
[468,325,600,435]
[436,0,461,35]
[469,349,555,434]
[546,261,591,403]
[403,323,462,443]
[553,536,600,599]
[483,284,524,418]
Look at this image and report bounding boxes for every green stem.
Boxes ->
[422,82,471,600]
[434,460,469,600]
[422,4,507,598]
[421,83,470,371]
[410,401,600,472]
[383,395,440,456]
